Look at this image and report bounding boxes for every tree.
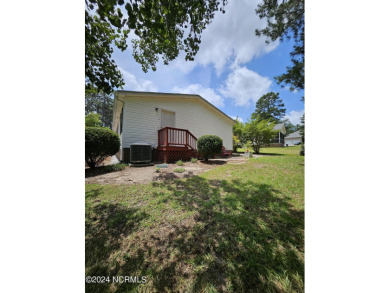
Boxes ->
[232,135,240,152]
[85,90,114,128]
[298,114,304,143]
[253,92,286,122]
[85,113,103,127]
[86,0,227,94]
[282,118,298,135]
[244,118,276,154]
[197,135,223,161]
[233,118,244,151]
[298,114,304,155]
[255,0,304,93]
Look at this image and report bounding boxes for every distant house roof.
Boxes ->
[272,122,286,135]
[273,123,284,131]
[285,131,302,139]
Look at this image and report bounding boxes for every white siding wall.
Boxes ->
[121,95,234,150]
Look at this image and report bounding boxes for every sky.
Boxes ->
[112,0,304,125]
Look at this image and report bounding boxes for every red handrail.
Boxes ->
[158,127,197,150]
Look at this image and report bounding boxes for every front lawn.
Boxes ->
[86,147,304,292]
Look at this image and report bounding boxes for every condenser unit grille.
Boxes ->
[130,143,152,163]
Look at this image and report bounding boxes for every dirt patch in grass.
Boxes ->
[85,158,247,185]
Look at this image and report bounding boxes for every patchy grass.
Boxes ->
[173,167,185,173]
[86,147,304,292]
[176,160,184,166]
[191,158,198,163]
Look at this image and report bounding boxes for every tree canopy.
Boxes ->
[255,0,304,93]
[85,113,103,127]
[282,118,300,135]
[85,90,114,128]
[243,118,276,154]
[252,92,286,122]
[85,0,227,94]
[232,118,245,152]
[298,113,304,143]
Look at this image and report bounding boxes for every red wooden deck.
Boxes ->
[157,127,198,162]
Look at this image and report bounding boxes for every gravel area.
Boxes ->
[85,157,248,185]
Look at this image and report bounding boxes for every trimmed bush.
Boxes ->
[197,135,223,161]
[85,127,120,168]
[299,145,305,156]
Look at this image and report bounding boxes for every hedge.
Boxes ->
[85,127,120,168]
[197,135,223,161]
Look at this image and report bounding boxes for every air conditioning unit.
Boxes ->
[130,143,152,163]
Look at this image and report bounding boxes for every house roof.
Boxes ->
[273,123,284,131]
[115,90,236,123]
[285,131,302,138]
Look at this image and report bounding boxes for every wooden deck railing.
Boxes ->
[158,127,197,150]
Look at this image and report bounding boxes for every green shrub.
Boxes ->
[103,163,127,172]
[197,135,223,161]
[155,167,160,173]
[173,167,185,173]
[176,160,184,166]
[191,158,198,163]
[299,145,305,156]
[85,127,120,168]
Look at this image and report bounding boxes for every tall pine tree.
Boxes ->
[252,92,286,122]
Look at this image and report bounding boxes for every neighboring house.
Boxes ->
[270,123,286,147]
[284,131,303,146]
[112,91,235,162]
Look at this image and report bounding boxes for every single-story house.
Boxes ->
[284,131,303,146]
[270,123,286,147]
[112,91,235,162]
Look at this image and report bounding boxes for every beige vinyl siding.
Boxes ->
[121,95,234,150]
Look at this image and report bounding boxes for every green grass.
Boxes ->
[237,145,301,155]
[176,160,184,166]
[173,167,185,173]
[191,158,198,163]
[86,147,304,292]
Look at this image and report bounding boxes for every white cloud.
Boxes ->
[283,110,305,125]
[193,0,279,75]
[173,84,224,108]
[119,67,158,92]
[229,115,243,122]
[219,66,272,106]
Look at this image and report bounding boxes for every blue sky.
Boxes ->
[112,0,304,125]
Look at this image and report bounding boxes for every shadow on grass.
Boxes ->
[85,189,149,293]
[85,164,127,178]
[199,159,227,165]
[86,177,304,292]
[258,152,285,156]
